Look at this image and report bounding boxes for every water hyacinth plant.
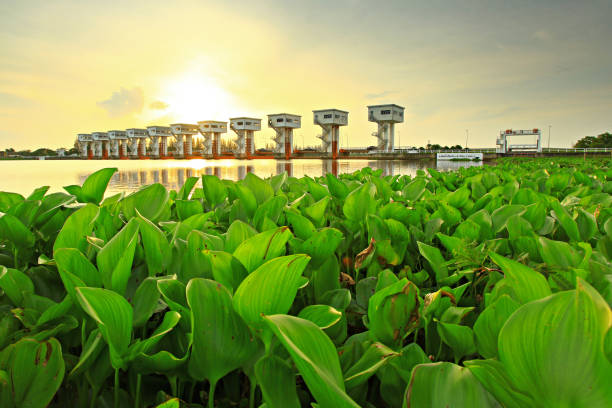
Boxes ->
[0,157,611,408]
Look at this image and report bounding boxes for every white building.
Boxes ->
[91,132,110,158]
[77,134,93,158]
[496,129,542,154]
[198,121,227,158]
[126,128,149,158]
[268,113,301,159]
[170,124,199,158]
[314,109,348,158]
[230,117,261,159]
[147,126,173,158]
[108,130,128,158]
[367,104,404,152]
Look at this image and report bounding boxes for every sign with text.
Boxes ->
[436,152,483,161]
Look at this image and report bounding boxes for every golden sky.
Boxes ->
[1,0,611,150]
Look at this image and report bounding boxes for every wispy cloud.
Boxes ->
[96,87,144,117]
[365,90,397,99]
[149,100,169,110]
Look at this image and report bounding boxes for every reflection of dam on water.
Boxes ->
[74,159,481,194]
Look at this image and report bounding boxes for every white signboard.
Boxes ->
[436,152,483,161]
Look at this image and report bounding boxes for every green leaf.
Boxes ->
[136,213,171,276]
[0,266,34,307]
[473,295,520,358]
[403,178,427,201]
[243,173,274,205]
[224,220,258,253]
[368,278,419,348]
[75,287,133,370]
[405,362,500,408]
[303,196,330,228]
[326,173,349,199]
[202,175,228,208]
[186,278,257,384]
[177,176,198,200]
[550,199,581,242]
[54,248,102,300]
[0,213,35,248]
[576,208,597,241]
[233,227,293,273]
[79,167,117,204]
[0,191,24,212]
[96,219,139,295]
[343,182,376,223]
[53,203,99,254]
[344,342,398,389]
[489,253,551,304]
[417,241,449,281]
[538,237,582,269]
[255,355,301,408]
[233,255,310,329]
[299,228,343,268]
[263,314,360,408]
[132,277,162,328]
[121,183,169,222]
[436,321,476,362]
[0,338,65,408]
[491,205,526,233]
[285,210,316,240]
[472,278,612,407]
[298,304,342,329]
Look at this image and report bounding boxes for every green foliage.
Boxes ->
[0,158,610,407]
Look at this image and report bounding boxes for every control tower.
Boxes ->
[91,132,110,159]
[496,129,542,154]
[198,121,227,159]
[170,124,198,158]
[230,117,261,159]
[147,126,173,158]
[268,113,301,160]
[126,128,149,158]
[77,134,93,159]
[108,130,128,159]
[367,104,404,152]
[314,109,348,159]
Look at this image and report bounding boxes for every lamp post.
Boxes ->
[548,125,551,149]
[465,129,469,150]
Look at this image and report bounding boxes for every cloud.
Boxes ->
[96,87,144,117]
[532,30,552,41]
[365,90,397,99]
[149,100,169,110]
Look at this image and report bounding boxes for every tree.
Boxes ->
[574,132,612,148]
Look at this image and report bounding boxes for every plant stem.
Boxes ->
[208,380,217,408]
[134,374,141,408]
[249,378,256,408]
[114,369,119,408]
[188,381,196,403]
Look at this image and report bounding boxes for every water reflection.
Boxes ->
[85,159,482,194]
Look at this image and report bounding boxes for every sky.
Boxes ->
[1,0,611,150]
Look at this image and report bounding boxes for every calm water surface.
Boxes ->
[0,159,483,195]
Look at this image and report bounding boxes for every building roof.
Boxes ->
[312,109,349,114]
[229,117,261,121]
[267,113,302,117]
[367,104,405,110]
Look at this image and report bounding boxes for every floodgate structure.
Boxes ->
[75,104,611,160]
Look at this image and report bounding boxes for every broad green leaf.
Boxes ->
[224,220,258,253]
[343,182,376,223]
[0,191,24,212]
[403,178,427,201]
[202,175,228,208]
[405,362,500,408]
[53,203,99,254]
[233,255,310,329]
[473,295,520,358]
[75,287,133,370]
[299,228,343,268]
[472,279,612,407]
[132,277,162,328]
[417,241,448,281]
[368,278,419,348]
[344,342,398,389]
[121,183,169,222]
[285,210,316,240]
[243,173,274,205]
[0,338,65,408]
[436,321,476,362]
[489,253,551,304]
[186,278,257,384]
[175,199,202,220]
[255,355,300,408]
[576,208,597,241]
[136,213,171,276]
[263,314,360,408]
[233,226,292,273]
[54,247,102,301]
[0,266,34,307]
[326,173,349,199]
[96,219,139,295]
[0,213,35,248]
[79,167,117,204]
[491,205,526,233]
[298,304,342,329]
[538,237,582,269]
[550,199,581,242]
[303,196,330,228]
[177,176,198,200]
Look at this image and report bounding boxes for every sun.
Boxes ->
[158,70,235,123]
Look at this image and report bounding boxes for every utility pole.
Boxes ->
[548,125,551,149]
[465,129,469,150]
